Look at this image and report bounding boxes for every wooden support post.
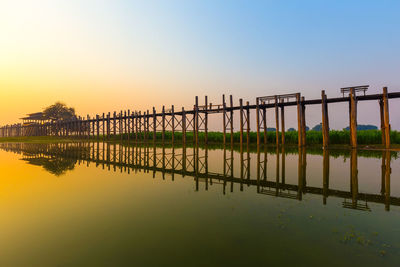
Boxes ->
[96,115,100,139]
[239,98,244,148]
[120,111,123,142]
[383,87,390,149]
[171,105,175,144]
[222,94,227,145]
[280,99,285,146]
[102,113,105,141]
[349,88,357,148]
[262,103,267,147]
[182,107,186,146]
[204,96,208,144]
[195,96,199,146]
[113,112,117,137]
[127,110,131,142]
[107,112,111,140]
[153,107,156,143]
[87,115,90,139]
[321,90,329,148]
[275,96,279,147]
[230,95,234,147]
[162,106,165,143]
[301,96,306,147]
[135,112,138,142]
[246,101,250,149]
[256,98,260,146]
[379,99,386,146]
[296,93,302,147]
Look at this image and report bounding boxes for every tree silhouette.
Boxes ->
[43,102,76,121]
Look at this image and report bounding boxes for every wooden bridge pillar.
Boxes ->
[321,90,329,148]
[296,93,302,147]
[222,94,227,145]
[153,107,156,143]
[239,98,244,147]
[162,106,165,143]
[382,87,391,149]
[171,105,175,145]
[256,98,260,146]
[204,96,208,144]
[96,115,100,139]
[280,99,285,146]
[127,110,131,142]
[195,96,199,146]
[182,107,186,146]
[349,88,357,148]
[113,112,117,137]
[301,97,306,147]
[275,96,279,147]
[102,113,105,141]
[230,95,234,147]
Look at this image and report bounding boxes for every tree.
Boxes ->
[43,102,76,121]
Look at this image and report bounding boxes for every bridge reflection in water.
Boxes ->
[0,142,396,211]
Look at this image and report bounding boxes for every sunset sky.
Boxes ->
[1,0,399,130]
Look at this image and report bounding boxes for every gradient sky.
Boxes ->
[1,0,399,130]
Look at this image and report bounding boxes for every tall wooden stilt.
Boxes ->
[280,99,285,146]
[349,88,357,148]
[153,107,156,143]
[204,96,208,144]
[275,96,279,147]
[239,98,244,148]
[162,106,165,143]
[383,87,390,149]
[321,90,329,148]
[230,95,234,147]
[296,93,302,147]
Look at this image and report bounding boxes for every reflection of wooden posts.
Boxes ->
[171,105,175,144]
[382,87,390,149]
[204,96,208,144]
[323,149,330,205]
[350,149,358,208]
[349,88,357,148]
[161,106,165,143]
[297,149,303,200]
[301,97,306,147]
[385,150,391,211]
[275,96,279,146]
[296,93,302,147]
[281,147,285,185]
[321,90,329,148]
[275,147,280,196]
[280,99,285,146]
[182,107,186,147]
[381,151,386,196]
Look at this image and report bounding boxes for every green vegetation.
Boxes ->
[1,130,400,148]
[43,102,76,121]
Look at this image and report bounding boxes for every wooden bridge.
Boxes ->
[0,142,396,211]
[0,86,397,148]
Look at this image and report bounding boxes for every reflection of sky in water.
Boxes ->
[0,143,399,266]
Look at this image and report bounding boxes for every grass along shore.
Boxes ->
[1,130,400,147]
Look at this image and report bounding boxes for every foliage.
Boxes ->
[43,102,76,121]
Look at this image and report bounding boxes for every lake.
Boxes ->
[0,142,399,266]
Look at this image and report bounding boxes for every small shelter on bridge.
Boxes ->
[20,112,49,125]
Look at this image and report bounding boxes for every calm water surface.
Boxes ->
[0,142,399,266]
